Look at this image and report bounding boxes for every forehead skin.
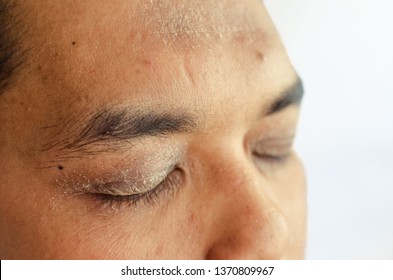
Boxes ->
[2,0,294,157]
[0,0,305,259]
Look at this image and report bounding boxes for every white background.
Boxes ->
[264,0,393,259]
[2,261,393,280]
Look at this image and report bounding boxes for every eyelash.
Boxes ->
[254,152,290,162]
[252,148,293,169]
[91,168,182,210]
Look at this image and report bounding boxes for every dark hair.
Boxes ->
[0,0,23,95]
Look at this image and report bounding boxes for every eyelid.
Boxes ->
[251,136,295,171]
[90,167,183,210]
[79,162,179,200]
[253,136,294,155]
[86,169,170,196]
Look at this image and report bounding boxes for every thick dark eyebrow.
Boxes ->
[63,109,197,150]
[50,77,303,152]
[267,76,304,115]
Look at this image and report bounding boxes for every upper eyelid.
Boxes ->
[89,168,184,211]
[53,144,185,191]
[55,167,172,196]
[252,136,294,153]
[253,135,295,146]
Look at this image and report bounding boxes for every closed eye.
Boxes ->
[88,168,184,210]
[252,137,294,170]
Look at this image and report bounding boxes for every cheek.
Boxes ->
[46,192,206,259]
[0,169,62,259]
[272,152,307,212]
[274,153,307,256]
[0,167,205,259]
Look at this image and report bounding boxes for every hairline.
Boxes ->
[0,0,25,96]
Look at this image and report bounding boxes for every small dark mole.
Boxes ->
[72,41,76,45]
[58,165,64,170]
[255,50,264,61]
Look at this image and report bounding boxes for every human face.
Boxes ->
[0,0,306,259]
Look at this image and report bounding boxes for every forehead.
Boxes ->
[16,0,286,105]
[8,0,294,151]
[26,0,271,36]
[0,0,299,165]
[23,0,278,64]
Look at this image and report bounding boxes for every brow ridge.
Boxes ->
[63,108,197,150]
[267,77,304,115]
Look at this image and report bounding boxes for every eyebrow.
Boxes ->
[62,109,197,150]
[266,76,304,115]
[56,77,303,152]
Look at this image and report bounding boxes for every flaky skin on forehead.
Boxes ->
[29,0,270,35]
[18,0,278,51]
[0,0,290,156]
[0,0,280,98]
[131,0,266,39]
[2,0,283,117]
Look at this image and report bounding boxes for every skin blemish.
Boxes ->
[72,41,76,46]
[255,50,264,62]
[58,165,64,170]
[188,212,196,224]
[142,60,152,66]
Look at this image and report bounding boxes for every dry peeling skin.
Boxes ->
[55,145,184,197]
[132,0,259,44]
[122,0,266,52]
[56,168,169,196]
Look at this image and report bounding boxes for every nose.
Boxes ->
[203,154,290,259]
